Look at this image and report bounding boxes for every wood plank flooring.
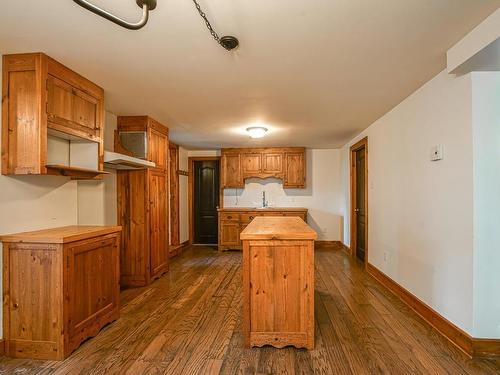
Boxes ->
[0,245,499,374]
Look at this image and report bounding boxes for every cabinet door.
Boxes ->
[149,170,169,277]
[241,153,262,175]
[284,152,305,188]
[67,236,119,340]
[222,153,243,188]
[220,221,240,246]
[262,152,283,174]
[148,129,167,170]
[7,244,63,354]
[46,75,101,140]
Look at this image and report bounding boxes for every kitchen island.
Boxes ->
[240,216,317,349]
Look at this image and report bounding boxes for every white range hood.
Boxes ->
[104,151,155,170]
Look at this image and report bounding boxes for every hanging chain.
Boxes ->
[191,0,227,48]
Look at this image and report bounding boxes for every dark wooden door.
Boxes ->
[194,160,220,244]
[355,148,366,261]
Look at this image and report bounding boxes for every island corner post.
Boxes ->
[240,216,317,349]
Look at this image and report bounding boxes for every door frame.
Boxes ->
[169,143,180,248]
[188,156,222,245]
[350,137,368,267]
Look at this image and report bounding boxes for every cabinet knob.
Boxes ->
[13,303,19,309]
[228,216,232,219]
[250,216,254,219]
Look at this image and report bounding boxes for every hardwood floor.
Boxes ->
[1,245,499,374]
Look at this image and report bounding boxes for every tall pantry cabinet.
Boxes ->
[116,116,169,287]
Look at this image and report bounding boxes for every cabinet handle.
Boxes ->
[249,216,254,219]
[228,216,232,219]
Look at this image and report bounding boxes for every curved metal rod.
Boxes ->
[73,0,151,30]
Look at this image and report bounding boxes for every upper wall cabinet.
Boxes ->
[221,147,305,189]
[116,116,169,171]
[284,151,305,188]
[2,53,105,179]
[221,151,243,188]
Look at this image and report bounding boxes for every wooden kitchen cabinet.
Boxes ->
[117,116,169,287]
[241,152,262,175]
[220,221,240,247]
[221,151,243,188]
[284,152,306,188]
[0,226,121,360]
[262,152,283,174]
[2,53,105,178]
[218,208,308,251]
[220,148,305,188]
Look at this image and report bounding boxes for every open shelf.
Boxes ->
[46,165,109,180]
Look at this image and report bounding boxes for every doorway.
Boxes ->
[350,137,368,265]
[190,158,220,245]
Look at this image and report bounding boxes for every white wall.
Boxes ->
[224,149,343,241]
[471,71,500,338]
[77,111,117,226]
[340,70,475,335]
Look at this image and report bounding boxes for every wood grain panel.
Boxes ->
[117,170,149,285]
[1,229,120,360]
[241,152,262,175]
[262,152,283,174]
[5,70,40,174]
[221,152,242,188]
[244,239,314,349]
[149,170,168,278]
[284,152,305,188]
[169,143,180,247]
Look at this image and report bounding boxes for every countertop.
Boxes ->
[0,225,122,244]
[218,207,308,212]
[240,216,317,240]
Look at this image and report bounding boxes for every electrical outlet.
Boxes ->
[430,144,444,161]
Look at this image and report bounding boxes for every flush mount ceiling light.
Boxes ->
[73,0,239,51]
[246,127,268,139]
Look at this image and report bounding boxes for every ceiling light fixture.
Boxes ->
[246,127,268,139]
[73,0,156,30]
[191,0,239,51]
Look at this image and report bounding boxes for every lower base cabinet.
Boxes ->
[218,208,308,251]
[1,226,121,360]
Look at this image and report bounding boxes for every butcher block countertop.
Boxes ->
[240,216,317,241]
[218,207,308,212]
[0,225,122,244]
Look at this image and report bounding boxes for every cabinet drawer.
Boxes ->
[220,212,239,221]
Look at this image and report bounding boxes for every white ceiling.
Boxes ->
[0,1,498,149]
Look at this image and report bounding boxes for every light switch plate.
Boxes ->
[430,144,444,161]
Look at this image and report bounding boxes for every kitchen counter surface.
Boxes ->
[240,216,317,241]
[218,207,308,212]
[0,225,122,244]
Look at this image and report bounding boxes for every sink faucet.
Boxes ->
[262,191,268,208]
